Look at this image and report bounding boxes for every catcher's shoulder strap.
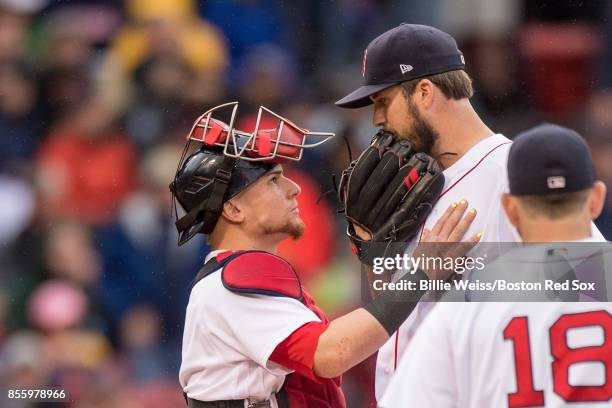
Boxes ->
[191,250,303,302]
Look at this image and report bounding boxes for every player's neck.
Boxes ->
[519,218,593,243]
[434,100,495,169]
[210,227,280,254]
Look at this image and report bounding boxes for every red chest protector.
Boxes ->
[193,250,345,408]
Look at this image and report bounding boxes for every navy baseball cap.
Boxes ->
[508,124,596,196]
[335,23,466,109]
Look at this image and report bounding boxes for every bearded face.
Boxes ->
[262,215,305,240]
[384,93,439,155]
[372,85,439,155]
[400,97,439,154]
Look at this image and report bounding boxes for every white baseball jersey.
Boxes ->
[375,133,519,398]
[381,238,612,408]
[374,134,606,399]
[179,250,321,404]
[380,301,612,408]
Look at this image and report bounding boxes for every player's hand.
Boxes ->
[416,200,481,280]
[353,224,372,240]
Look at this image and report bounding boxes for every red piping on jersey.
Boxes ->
[393,331,399,370]
[395,140,512,373]
[416,141,511,243]
[439,141,512,199]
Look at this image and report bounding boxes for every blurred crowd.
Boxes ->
[0,0,611,407]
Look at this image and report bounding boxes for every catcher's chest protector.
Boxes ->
[191,251,345,408]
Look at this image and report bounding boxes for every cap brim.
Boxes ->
[335,83,396,108]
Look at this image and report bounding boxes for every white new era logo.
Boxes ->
[400,64,413,74]
[547,176,566,189]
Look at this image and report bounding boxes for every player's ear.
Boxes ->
[221,199,245,223]
[415,79,435,110]
[588,181,606,220]
[501,193,519,228]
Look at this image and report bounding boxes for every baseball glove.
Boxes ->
[338,130,445,264]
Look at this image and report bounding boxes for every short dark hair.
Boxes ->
[401,69,473,100]
[517,189,590,220]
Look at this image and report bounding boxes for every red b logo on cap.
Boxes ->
[362,49,368,78]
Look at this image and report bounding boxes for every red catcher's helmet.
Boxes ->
[169,102,334,245]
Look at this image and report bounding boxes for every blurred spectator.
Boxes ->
[28,279,88,332]
[519,23,602,122]
[201,0,284,73]
[43,329,114,402]
[523,0,604,22]
[598,1,612,87]
[24,278,117,404]
[32,2,123,127]
[36,13,96,71]
[34,2,122,59]
[44,220,101,286]
[235,43,297,111]
[125,53,200,152]
[37,67,92,128]
[316,1,393,75]
[587,89,612,129]
[464,38,539,136]
[96,143,206,346]
[0,175,34,247]
[0,331,46,388]
[119,304,168,382]
[440,0,520,39]
[1,221,107,334]
[113,0,227,76]
[0,60,44,166]
[584,97,612,239]
[0,0,47,61]
[0,288,6,344]
[36,95,137,225]
[105,0,228,116]
[104,0,229,152]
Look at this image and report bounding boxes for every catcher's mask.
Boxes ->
[170,102,334,245]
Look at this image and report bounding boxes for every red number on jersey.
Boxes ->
[504,316,545,407]
[549,310,612,402]
[505,310,612,407]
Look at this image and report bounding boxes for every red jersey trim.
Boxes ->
[439,141,511,198]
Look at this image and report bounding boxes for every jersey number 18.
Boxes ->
[504,310,612,407]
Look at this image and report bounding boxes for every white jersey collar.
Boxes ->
[442,133,510,179]
[205,249,228,263]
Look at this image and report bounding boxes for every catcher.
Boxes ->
[172,102,479,407]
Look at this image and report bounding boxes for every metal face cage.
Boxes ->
[181,101,334,164]
[170,102,335,244]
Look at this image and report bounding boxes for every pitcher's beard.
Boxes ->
[263,218,305,240]
[394,98,439,155]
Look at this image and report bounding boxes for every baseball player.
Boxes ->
[380,124,612,408]
[335,23,606,399]
[171,103,477,408]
